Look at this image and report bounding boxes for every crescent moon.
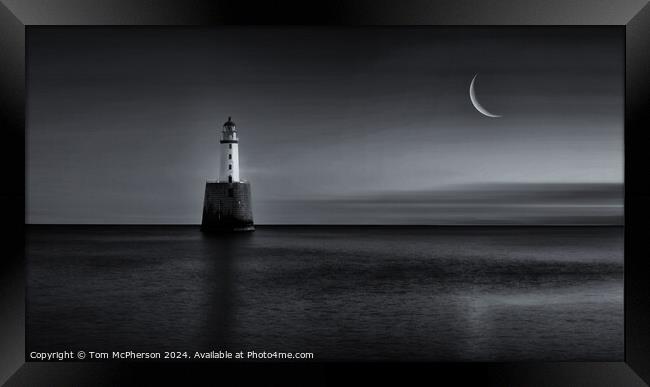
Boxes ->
[469,74,502,118]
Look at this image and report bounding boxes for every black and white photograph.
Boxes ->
[26,26,624,362]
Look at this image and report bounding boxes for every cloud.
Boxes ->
[256,183,623,225]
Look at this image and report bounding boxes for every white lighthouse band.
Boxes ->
[219,116,240,183]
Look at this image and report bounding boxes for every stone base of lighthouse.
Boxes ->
[201,182,254,232]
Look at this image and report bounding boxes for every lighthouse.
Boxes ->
[201,117,254,232]
[219,117,240,183]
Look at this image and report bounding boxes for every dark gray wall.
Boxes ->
[202,182,254,229]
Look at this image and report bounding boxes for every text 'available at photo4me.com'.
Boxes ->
[29,350,316,361]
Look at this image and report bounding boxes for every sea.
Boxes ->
[26,226,623,361]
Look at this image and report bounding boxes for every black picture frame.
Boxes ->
[1,1,649,385]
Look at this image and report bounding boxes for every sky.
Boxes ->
[27,27,624,224]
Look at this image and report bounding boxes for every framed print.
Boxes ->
[1,0,649,385]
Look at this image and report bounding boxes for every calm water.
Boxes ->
[27,226,623,361]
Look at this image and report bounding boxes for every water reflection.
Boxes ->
[196,232,251,350]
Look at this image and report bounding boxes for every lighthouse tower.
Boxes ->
[201,116,254,232]
[219,117,240,183]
